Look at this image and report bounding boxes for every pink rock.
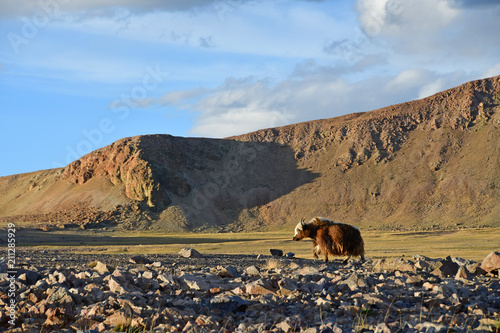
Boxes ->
[108,276,127,294]
[480,251,500,273]
[245,279,276,295]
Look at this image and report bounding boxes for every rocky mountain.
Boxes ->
[1,75,499,231]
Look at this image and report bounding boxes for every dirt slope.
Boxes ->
[1,75,499,231]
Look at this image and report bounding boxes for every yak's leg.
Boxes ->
[360,253,366,262]
[312,240,319,259]
[323,238,333,263]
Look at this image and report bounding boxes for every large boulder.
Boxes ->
[480,251,500,274]
[431,256,459,277]
[178,247,204,258]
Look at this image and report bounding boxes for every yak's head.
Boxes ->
[293,218,307,241]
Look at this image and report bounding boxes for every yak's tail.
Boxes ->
[347,230,365,258]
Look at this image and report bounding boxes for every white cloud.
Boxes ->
[356,0,391,37]
[179,66,482,137]
[384,69,430,93]
[356,0,460,38]
[137,74,349,137]
[0,0,222,18]
[355,0,500,60]
[192,109,293,138]
[0,0,342,19]
[418,78,445,99]
[483,63,500,79]
[136,67,472,138]
[158,88,210,107]
[417,70,469,99]
[353,0,500,81]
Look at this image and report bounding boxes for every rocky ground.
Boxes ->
[1,249,499,333]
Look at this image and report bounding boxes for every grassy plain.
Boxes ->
[11,227,500,262]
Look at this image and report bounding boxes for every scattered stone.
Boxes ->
[71,318,99,331]
[179,273,210,290]
[141,270,154,279]
[93,261,113,275]
[245,279,276,295]
[455,265,474,280]
[480,251,500,274]
[0,259,7,274]
[158,273,175,285]
[466,262,484,274]
[6,249,500,333]
[373,258,416,273]
[17,269,39,285]
[285,252,295,258]
[406,275,423,286]
[374,322,391,333]
[217,265,239,278]
[245,265,260,276]
[452,257,474,267]
[331,325,343,333]
[432,256,459,277]
[315,297,333,309]
[44,307,71,327]
[210,295,248,313]
[178,247,204,258]
[414,322,447,332]
[104,310,131,327]
[277,278,298,296]
[276,319,292,332]
[342,273,363,291]
[129,255,152,265]
[47,286,74,306]
[269,249,284,257]
[295,266,319,275]
[108,276,128,294]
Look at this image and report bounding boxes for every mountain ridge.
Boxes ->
[1,75,499,231]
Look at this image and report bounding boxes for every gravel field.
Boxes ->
[1,248,499,332]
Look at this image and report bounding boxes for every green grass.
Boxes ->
[11,227,500,261]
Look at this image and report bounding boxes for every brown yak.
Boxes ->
[293,217,365,262]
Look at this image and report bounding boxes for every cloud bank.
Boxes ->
[4,0,500,139]
[125,0,500,137]
[0,0,225,18]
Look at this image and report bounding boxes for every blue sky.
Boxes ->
[1,0,499,177]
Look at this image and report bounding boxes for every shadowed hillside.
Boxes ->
[233,75,500,230]
[1,75,499,231]
[0,136,316,231]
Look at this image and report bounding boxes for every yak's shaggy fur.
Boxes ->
[293,217,365,262]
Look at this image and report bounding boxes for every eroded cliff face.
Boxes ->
[43,134,314,230]
[1,76,499,231]
[234,76,500,171]
[61,137,173,209]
